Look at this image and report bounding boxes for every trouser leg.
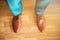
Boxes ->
[35,0,51,15]
[6,0,22,16]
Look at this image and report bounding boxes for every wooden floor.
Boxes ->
[0,0,60,40]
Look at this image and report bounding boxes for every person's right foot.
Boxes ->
[12,15,21,32]
[37,15,46,32]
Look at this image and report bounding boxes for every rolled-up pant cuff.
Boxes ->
[36,9,45,15]
[35,0,51,15]
[6,0,22,16]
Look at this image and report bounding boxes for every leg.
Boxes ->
[35,0,51,32]
[6,0,22,32]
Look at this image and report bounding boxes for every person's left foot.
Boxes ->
[37,15,46,32]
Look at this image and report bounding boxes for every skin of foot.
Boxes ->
[12,14,21,32]
[37,15,46,32]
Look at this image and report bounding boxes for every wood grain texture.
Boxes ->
[0,0,60,40]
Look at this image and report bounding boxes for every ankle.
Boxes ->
[37,14,43,20]
[13,15,20,20]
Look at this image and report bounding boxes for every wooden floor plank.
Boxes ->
[0,0,60,40]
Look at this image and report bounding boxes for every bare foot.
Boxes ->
[12,15,21,32]
[37,15,46,32]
